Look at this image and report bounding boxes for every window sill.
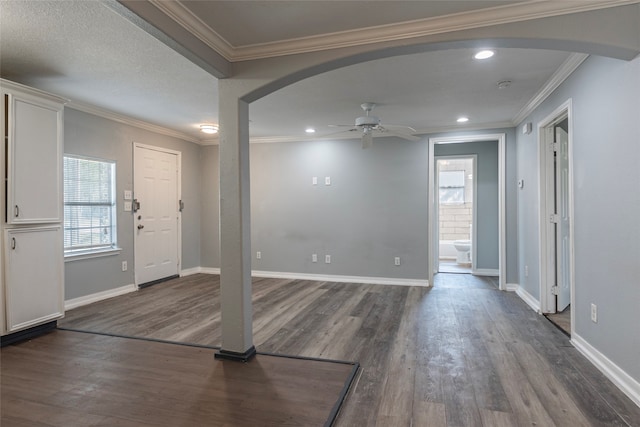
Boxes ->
[64,248,122,262]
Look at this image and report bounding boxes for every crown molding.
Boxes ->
[512,53,588,125]
[154,1,638,62]
[148,0,235,61]
[67,101,203,144]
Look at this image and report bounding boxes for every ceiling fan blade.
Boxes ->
[378,126,420,142]
[362,131,373,149]
[383,124,418,133]
[327,124,356,128]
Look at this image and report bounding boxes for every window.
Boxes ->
[63,156,117,256]
[439,170,465,204]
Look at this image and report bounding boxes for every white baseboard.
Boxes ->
[572,333,640,408]
[65,284,136,311]
[180,266,220,276]
[515,285,541,313]
[472,268,500,276]
[506,283,519,292]
[251,270,429,287]
[184,266,427,286]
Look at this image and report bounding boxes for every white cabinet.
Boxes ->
[4,227,64,332]
[1,79,66,338]
[6,89,63,224]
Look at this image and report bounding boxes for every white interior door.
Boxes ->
[555,127,571,311]
[134,145,179,286]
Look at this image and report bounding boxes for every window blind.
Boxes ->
[63,156,116,252]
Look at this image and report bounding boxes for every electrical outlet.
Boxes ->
[124,201,132,212]
[122,261,127,271]
[256,251,261,260]
[312,254,317,263]
[394,257,401,266]
[325,176,331,186]
[591,303,597,323]
[325,254,331,264]
[524,265,529,277]
[312,176,317,185]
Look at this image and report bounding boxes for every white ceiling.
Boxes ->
[0,0,580,143]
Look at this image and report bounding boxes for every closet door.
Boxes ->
[6,93,63,224]
[4,227,64,332]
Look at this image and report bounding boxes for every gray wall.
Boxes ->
[64,108,202,300]
[201,145,220,268]
[205,127,518,283]
[249,137,430,279]
[516,54,640,381]
[434,140,499,271]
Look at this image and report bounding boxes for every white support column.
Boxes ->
[214,81,255,362]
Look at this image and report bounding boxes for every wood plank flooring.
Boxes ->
[546,305,572,336]
[1,330,355,426]
[58,273,640,426]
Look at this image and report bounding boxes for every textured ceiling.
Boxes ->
[0,0,218,138]
[0,0,578,143]
[180,1,521,47]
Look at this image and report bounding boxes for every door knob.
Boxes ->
[137,224,144,230]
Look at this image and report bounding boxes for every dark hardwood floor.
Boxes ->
[57,273,640,426]
[1,330,355,426]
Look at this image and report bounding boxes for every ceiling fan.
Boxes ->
[328,102,420,148]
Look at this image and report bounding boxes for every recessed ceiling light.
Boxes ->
[200,124,218,134]
[305,127,316,134]
[474,50,494,60]
[457,117,469,123]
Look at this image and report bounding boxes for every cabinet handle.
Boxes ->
[14,205,19,217]
[11,237,16,250]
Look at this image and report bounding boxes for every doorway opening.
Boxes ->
[428,134,506,290]
[538,100,574,336]
[436,156,476,274]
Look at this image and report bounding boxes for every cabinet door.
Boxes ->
[4,227,64,332]
[7,94,63,224]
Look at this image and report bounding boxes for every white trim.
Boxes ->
[428,133,506,290]
[515,285,541,313]
[472,268,499,277]
[64,284,136,311]
[251,270,429,287]
[506,283,519,292]
[151,1,638,61]
[180,267,427,286]
[67,102,203,145]
[180,266,204,277]
[513,54,588,125]
[572,333,640,408]
[64,247,121,262]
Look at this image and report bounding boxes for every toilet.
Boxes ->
[453,240,471,265]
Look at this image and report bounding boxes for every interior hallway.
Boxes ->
[56,273,640,426]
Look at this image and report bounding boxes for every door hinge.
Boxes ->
[551,142,559,152]
[550,214,559,223]
[179,200,184,212]
[551,285,559,295]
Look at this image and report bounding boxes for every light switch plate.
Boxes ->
[124,201,132,212]
[124,190,132,200]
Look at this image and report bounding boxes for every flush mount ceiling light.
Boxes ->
[457,117,470,123]
[497,80,512,89]
[305,127,316,134]
[474,50,495,60]
[200,124,218,134]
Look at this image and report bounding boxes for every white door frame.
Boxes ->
[538,99,575,324]
[133,142,182,286]
[433,154,478,273]
[428,134,506,289]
